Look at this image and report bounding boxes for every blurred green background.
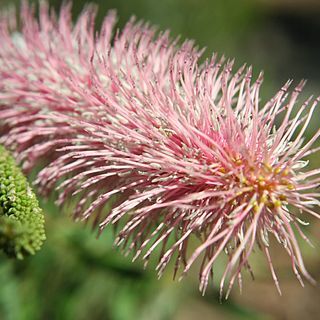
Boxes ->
[0,0,320,319]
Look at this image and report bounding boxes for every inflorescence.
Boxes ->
[0,145,45,259]
[0,1,319,296]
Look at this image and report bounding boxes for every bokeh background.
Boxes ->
[0,0,320,319]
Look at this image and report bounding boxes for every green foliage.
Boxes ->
[0,145,45,259]
[0,213,189,320]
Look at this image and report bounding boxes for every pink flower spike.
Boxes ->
[1,1,320,298]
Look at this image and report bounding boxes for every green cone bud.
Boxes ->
[0,145,45,259]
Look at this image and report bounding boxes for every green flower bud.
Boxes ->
[0,145,45,259]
